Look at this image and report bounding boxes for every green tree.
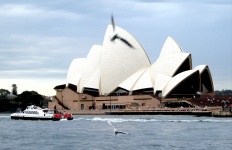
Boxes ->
[215,89,232,95]
[12,84,17,95]
[0,89,11,111]
[15,91,46,110]
[0,89,10,100]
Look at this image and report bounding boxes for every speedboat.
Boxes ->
[10,105,73,121]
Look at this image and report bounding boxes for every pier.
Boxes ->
[211,107,232,117]
[63,106,232,117]
[63,107,229,117]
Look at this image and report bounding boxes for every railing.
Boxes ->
[121,107,211,112]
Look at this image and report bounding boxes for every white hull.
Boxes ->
[10,105,58,121]
[11,113,56,120]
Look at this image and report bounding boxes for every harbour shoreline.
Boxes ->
[2,107,231,117]
[62,107,232,117]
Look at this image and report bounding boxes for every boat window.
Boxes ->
[48,110,53,114]
[54,110,59,114]
[27,111,37,114]
[43,110,48,113]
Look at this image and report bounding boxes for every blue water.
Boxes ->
[0,114,231,150]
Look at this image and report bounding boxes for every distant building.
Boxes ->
[49,21,214,110]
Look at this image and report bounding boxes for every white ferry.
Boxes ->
[10,105,73,121]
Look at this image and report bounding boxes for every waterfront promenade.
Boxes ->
[62,107,232,117]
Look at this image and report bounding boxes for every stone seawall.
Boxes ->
[105,111,212,116]
[212,110,232,117]
[62,107,231,117]
[63,108,213,116]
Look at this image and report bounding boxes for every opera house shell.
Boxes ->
[65,24,214,99]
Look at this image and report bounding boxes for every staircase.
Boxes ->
[54,96,70,110]
[182,100,198,107]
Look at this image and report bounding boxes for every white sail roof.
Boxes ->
[162,70,199,98]
[79,45,102,92]
[154,73,171,92]
[100,25,151,95]
[151,53,191,79]
[131,67,153,91]
[193,65,208,74]
[118,67,147,91]
[193,65,214,92]
[159,36,183,57]
[66,58,86,88]
[82,68,101,91]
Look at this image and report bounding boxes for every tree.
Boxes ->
[0,89,11,112]
[12,84,17,95]
[0,89,10,100]
[14,91,46,110]
[215,89,232,95]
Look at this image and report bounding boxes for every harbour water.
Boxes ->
[0,114,231,150]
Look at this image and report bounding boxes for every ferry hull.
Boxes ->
[11,116,58,121]
[10,105,73,121]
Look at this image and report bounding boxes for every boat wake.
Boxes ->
[73,118,84,121]
[60,119,69,121]
[3,115,232,123]
[85,117,232,123]
[0,115,10,118]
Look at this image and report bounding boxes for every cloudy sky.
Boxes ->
[0,0,231,96]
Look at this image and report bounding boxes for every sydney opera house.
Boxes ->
[48,19,214,111]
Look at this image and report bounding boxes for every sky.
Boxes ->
[0,0,231,96]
